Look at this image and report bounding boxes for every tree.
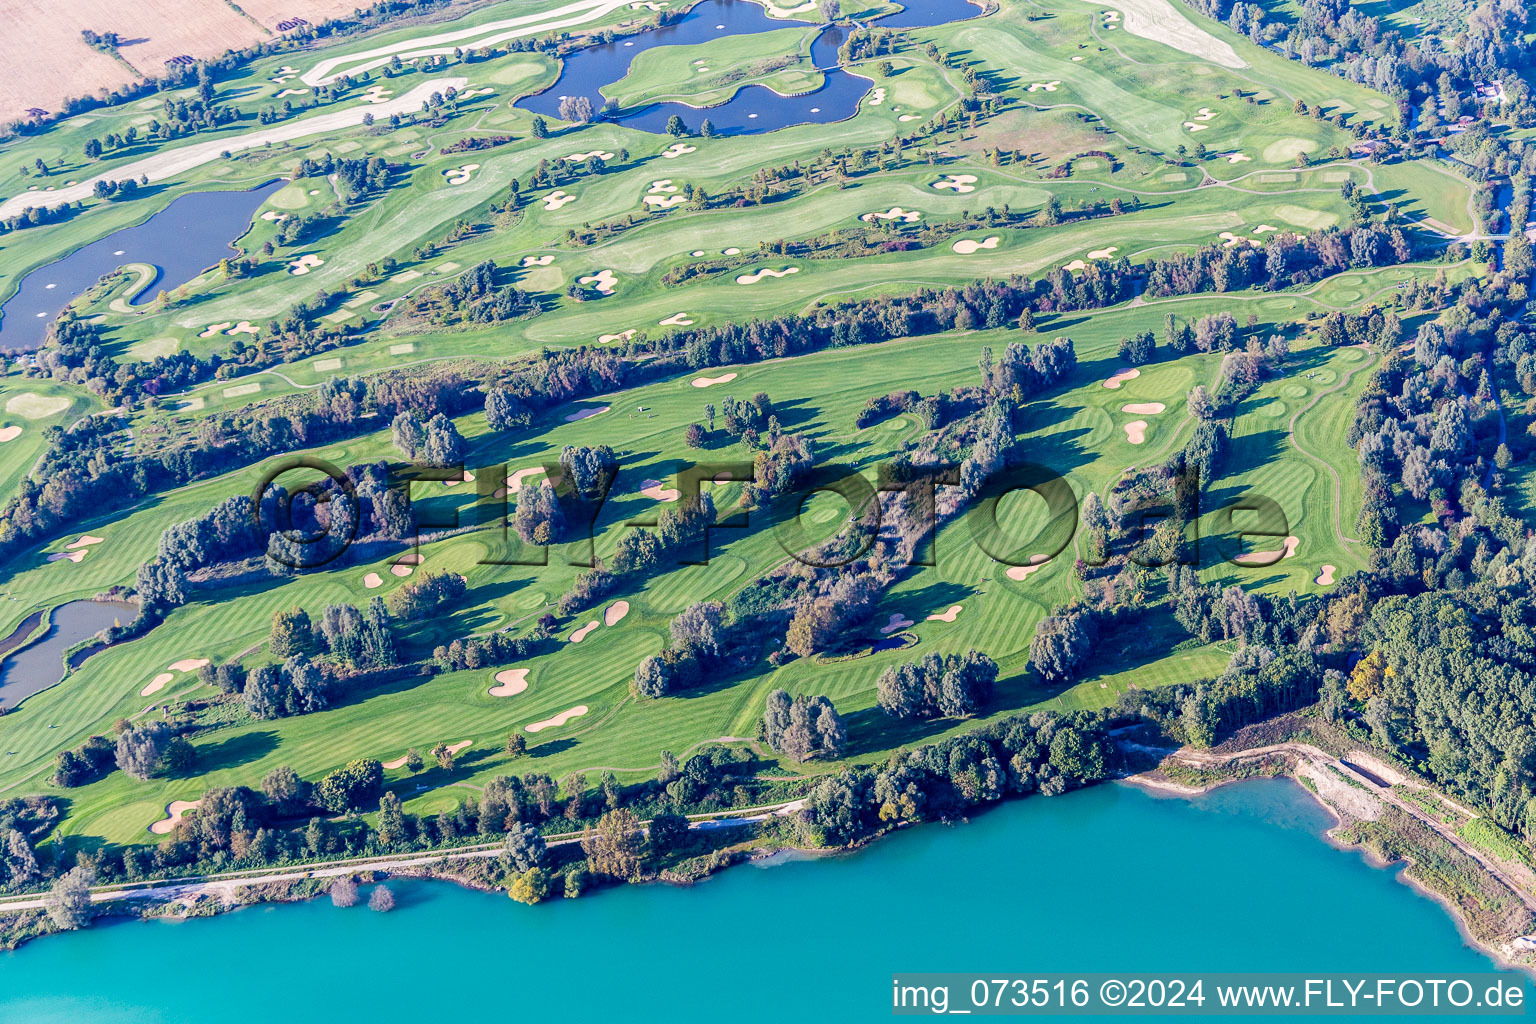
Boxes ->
[508,866,550,904]
[647,809,689,857]
[369,885,396,912]
[700,118,717,138]
[330,876,359,907]
[557,95,594,123]
[530,116,548,138]
[818,0,840,20]
[665,114,688,138]
[504,823,548,872]
[261,765,305,806]
[116,722,171,779]
[46,865,95,930]
[505,733,527,758]
[377,791,409,847]
[270,606,313,657]
[315,759,383,812]
[432,742,456,771]
[582,809,645,880]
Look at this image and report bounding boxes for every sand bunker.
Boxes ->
[735,267,798,284]
[289,254,325,275]
[1253,224,1278,233]
[1063,259,1088,271]
[382,754,410,770]
[47,551,86,563]
[1219,231,1261,248]
[227,321,259,336]
[0,426,20,443]
[169,658,209,672]
[1183,121,1210,132]
[1006,554,1051,581]
[644,194,686,208]
[489,668,530,697]
[932,174,978,193]
[200,322,233,338]
[1236,535,1300,565]
[1193,107,1217,121]
[1028,81,1062,92]
[67,535,104,549]
[446,740,472,756]
[506,466,548,492]
[640,479,680,501]
[926,604,963,622]
[526,706,589,733]
[443,163,480,185]
[605,600,631,626]
[391,553,424,578]
[1121,402,1165,414]
[1227,152,1251,164]
[564,405,609,422]
[899,114,921,122]
[660,312,695,327]
[363,572,383,588]
[862,207,922,223]
[662,143,696,158]
[867,87,887,106]
[140,673,174,697]
[1316,565,1336,586]
[568,620,600,643]
[692,373,737,388]
[260,210,289,222]
[1102,368,1141,389]
[648,179,677,193]
[879,612,914,634]
[578,269,617,294]
[522,255,555,266]
[150,800,202,835]
[1124,420,1149,444]
[952,236,1000,254]
[542,190,576,210]
[568,150,616,161]
[1088,246,1119,259]
[361,85,394,103]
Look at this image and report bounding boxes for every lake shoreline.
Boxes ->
[1121,733,1536,979]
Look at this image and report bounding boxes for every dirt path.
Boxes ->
[0,799,806,914]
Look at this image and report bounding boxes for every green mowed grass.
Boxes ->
[0,0,1488,848]
[603,24,825,109]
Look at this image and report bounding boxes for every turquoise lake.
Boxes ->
[0,779,1510,1021]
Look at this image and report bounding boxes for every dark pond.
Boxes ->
[0,600,137,708]
[518,0,981,135]
[0,180,284,352]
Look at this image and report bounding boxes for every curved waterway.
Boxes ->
[0,779,1511,1021]
[0,180,284,353]
[0,599,135,708]
[518,0,982,135]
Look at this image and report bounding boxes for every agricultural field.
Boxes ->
[0,0,1518,883]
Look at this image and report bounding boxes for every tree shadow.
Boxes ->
[194,729,279,772]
